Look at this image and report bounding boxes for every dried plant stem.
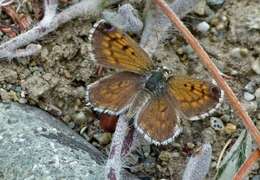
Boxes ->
[105,115,135,180]
[216,139,232,170]
[233,149,260,180]
[154,0,260,147]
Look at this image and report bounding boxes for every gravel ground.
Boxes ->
[0,0,259,179]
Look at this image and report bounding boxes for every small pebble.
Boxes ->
[19,97,27,104]
[224,123,237,134]
[143,158,156,172]
[252,175,260,180]
[210,117,224,131]
[216,23,225,30]
[251,59,260,75]
[230,47,248,59]
[93,132,112,145]
[172,142,182,149]
[186,142,195,149]
[72,111,87,124]
[142,145,151,158]
[211,161,217,168]
[244,81,256,93]
[244,91,255,101]
[194,0,207,16]
[197,21,210,33]
[172,152,180,158]
[202,128,217,144]
[242,100,257,113]
[256,121,260,130]
[176,47,184,55]
[240,48,249,57]
[257,113,260,120]
[68,121,75,129]
[221,114,231,123]
[207,0,224,7]
[159,151,171,162]
[255,88,260,102]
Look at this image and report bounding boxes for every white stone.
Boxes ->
[242,100,258,113]
[251,59,260,75]
[230,48,241,59]
[255,88,260,102]
[244,91,255,101]
[210,117,224,131]
[197,21,210,33]
[244,81,256,93]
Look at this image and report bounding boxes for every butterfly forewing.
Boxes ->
[167,76,223,120]
[88,20,154,74]
[86,72,144,115]
[135,95,181,145]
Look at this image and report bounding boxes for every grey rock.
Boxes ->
[242,100,258,113]
[0,103,136,180]
[255,88,260,102]
[252,175,260,180]
[194,0,207,16]
[230,47,242,59]
[244,91,255,101]
[244,81,256,93]
[207,0,224,7]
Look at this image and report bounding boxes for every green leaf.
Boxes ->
[216,130,252,180]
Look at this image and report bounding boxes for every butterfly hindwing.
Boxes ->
[135,95,182,145]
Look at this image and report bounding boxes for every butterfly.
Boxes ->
[86,19,224,145]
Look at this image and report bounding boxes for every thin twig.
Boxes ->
[153,0,260,147]
[233,149,260,180]
[105,115,135,180]
[216,139,232,170]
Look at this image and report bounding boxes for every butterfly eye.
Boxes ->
[103,22,115,32]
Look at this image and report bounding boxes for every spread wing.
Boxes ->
[135,95,182,145]
[167,76,224,120]
[88,20,154,74]
[86,72,144,115]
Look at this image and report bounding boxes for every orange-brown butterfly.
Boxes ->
[86,20,224,145]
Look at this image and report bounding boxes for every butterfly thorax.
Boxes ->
[145,70,167,96]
